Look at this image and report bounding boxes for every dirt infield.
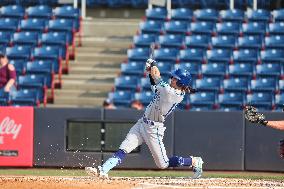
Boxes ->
[1,176,284,189]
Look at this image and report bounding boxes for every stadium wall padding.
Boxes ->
[34,108,103,167]
[245,111,284,172]
[34,108,284,171]
[174,111,245,171]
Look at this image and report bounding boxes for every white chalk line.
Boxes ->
[132,183,284,189]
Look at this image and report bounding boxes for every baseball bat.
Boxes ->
[149,43,155,59]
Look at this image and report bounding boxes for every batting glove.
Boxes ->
[145,59,156,70]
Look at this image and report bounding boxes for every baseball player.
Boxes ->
[85,59,204,179]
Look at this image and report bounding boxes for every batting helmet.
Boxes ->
[171,68,192,87]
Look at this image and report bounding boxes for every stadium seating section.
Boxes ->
[108,7,284,112]
[0,4,81,107]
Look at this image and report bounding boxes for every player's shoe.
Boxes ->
[191,156,203,179]
[85,166,109,178]
[98,166,108,178]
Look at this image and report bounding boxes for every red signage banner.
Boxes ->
[0,107,34,167]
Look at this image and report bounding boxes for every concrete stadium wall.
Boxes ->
[34,108,284,171]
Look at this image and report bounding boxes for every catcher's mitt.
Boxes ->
[244,105,268,126]
[280,139,284,159]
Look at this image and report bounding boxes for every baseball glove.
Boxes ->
[280,139,284,159]
[244,105,268,126]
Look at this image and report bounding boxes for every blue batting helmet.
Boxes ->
[171,68,192,87]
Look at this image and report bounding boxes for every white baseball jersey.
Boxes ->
[119,79,185,169]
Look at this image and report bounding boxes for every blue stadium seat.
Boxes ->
[233,49,259,63]
[140,77,151,91]
[177,94,189,110]
[250,77,277,92]
[12,31,39,46]
[218,91,246,109]
[171,8,193,21]
[145,7,167,21]
[272,9,284,22]
[9,59,26,75]
[40,32,69,71]
[201,62,227,78]
[107,0,131,8]
[0,31,12,46]
[256,63,282,78]
[139,20,164,34]
[260,49,284,63]
[20,0,58,6]
[131,0,147,8]
[17,74,47,105]
[6,45,32,60]
[121,62,145,76]
[134,91,154,107]
[194,9,218,22]
[53,5,81,32]
[268,22,284,35]
[0,18,19,32]
[133,34,156,48]
[179,48,205,63]
[246,9,272,22]
[190,21,215,35]
[195,77,221,92]
[26,5,52,19]
[156,62,172,77]
[0,5,25,19]
[189,91,216,109]
[40,32,69,47]
[241,22,267,36]
[216,22,241,36]
[108,90,133,107]
[164,21,189,35]
[26,60,55,89]
[246,92,274,110]
[10,89,40,107]
[237,35,263,50]
[207,49,232,63]
[0,90,9,106]
[115,76,139,91]
[127,47,149,62]
[19,18,47,32]
[190,105,215,111]
[219,9,244,22]
[265,35,284,49]
[184,34,210,49]
[174,62,201,77]
[158,34,184,49]
[153,48,179,62]
[275,93,284,110]
[228,63,254,78]
[32,46,62,85]
[279,80,284,93]
[47,18,75,45]
[211,35,237,49]
[223,77,249,92]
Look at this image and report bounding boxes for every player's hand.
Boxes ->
[150,65,160,79]
[145,58,156,72]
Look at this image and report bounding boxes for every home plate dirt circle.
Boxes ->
[1,176,284,189]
